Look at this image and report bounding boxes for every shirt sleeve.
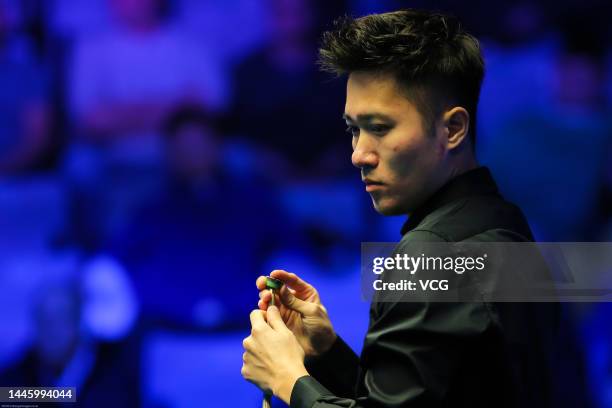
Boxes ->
[290,230,496,408]
[291,301,493,408]
[303,335,360,397]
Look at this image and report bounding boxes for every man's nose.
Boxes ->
[351,138,378,169]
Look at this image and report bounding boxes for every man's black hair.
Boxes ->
[318,9,485,146]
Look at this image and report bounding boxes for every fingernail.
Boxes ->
[268,305,278,312]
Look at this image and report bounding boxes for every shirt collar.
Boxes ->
[400,166,499,236]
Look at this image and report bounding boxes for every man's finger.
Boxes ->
[258,294,281,311]
[256,276,268,290]
[279,285,317,315]
[266,305,288,331]
[249,309,268,331]
[258,290,271,301]
[258,291,282,308]
[270,270,312,292]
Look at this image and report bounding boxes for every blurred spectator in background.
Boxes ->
[65,0,230,247]
[0,255,141,407]
[476,1,558,146]
[0,0,52,174]
[69,0,226,165]
[229,0,347,179]
[109,106,286,329]
[480,17,611,241]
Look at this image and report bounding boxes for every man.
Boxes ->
[241,9,570,407]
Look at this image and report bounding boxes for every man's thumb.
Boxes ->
[280,287,316,315]
[266,305,286,331]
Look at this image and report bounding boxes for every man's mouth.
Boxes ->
[363,178,385,192]
[363,178,383,185]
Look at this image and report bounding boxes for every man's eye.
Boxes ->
[346,125,360,137]
[367,124,391,134]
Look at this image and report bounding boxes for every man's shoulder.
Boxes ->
[407,194,534,243]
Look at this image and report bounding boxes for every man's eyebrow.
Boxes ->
[342,113,395,123]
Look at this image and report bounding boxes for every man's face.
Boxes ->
[344,72,447,215]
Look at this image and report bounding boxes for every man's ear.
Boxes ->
[443,107,470,150]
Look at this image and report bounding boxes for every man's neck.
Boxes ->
[448,158,479,180]
[401,165,497,236]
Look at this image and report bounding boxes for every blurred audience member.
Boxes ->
[109,106,285,329]
[0,256,141,407]
[0,1,52,174]
[69,0,226,165]
[480,23,611,241]
[476,3,558,149]
[64,0,230,248]
[229,0,347,178]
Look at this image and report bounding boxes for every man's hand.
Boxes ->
[241,306,309,404]
[256,270,337,357]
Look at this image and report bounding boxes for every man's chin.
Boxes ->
[371,198,406,216]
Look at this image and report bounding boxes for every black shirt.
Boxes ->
[290,167,579,408]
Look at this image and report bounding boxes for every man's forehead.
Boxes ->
[345,72,415,119]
